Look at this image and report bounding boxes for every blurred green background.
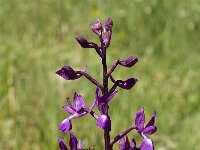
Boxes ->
[0,0,200,149]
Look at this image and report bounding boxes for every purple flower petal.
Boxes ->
[73,92,86,112]
[69,131,78,150]
[140,137,154,150]
[119,56,138,68]
[58,118,72,134]
[91,19,103,36]
[58,137,68,150]
[142,126,157,135]
[106,90,118,104]
[56,66,79,80]
[97,115,111,132]
[63,105,76,115]
[135,107,145,131]
[145,111,156,128]
[118,78,138,90]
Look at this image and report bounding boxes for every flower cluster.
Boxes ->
[56,18,156,150]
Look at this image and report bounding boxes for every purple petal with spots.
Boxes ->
[119,56,138,68]
[58,137,68,150]
[135,107,145,131]
[140,137,154,150]
[69,131,78,150]
[73,92,86,112]
[97,115,111,132]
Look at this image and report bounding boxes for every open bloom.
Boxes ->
[58,132,83,150]
[134,107,157,150]
[58,92,96,133]
[56,66,86,80]
[95,88,117,131]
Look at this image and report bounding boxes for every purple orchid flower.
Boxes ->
[134,107,157,150]
[95,88,117,131]
[58,92,96,133]
[76,36,99,49]
[56,66,86,80]
[58,132,83,150]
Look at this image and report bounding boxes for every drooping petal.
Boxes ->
[77,139,83,149]
[56,66,80,80]
[145,111,156,128]
[91,19,103,36]
[69,131,78,150]
[76,36,98,49]
[58,118,72,134]
[118,78,138,90]
[140,137,154,150]
[58,137,68,150]
[142,126,157,135]
[119,56,138,68]
[134,107,145,131]
[97,115,111,132]
[73,92,86,112]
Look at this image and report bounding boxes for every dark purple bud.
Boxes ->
[119,56,138,68]
[58,137,68,150]
[102,31,112,48]
[140,137,154,150]
[135,107,145,131]
[97,115,111,132]
[76,36,98,49]
[91,19,103,36]
[142,126,157,135]
[104,18,113,31]
[110,76,138,90]
[69,131,78,150]
[145,111,156,128]
[118,78,138,90]
[56,66,86,80]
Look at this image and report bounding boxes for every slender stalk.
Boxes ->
[110,125,136,147]
[76,71,104,90]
